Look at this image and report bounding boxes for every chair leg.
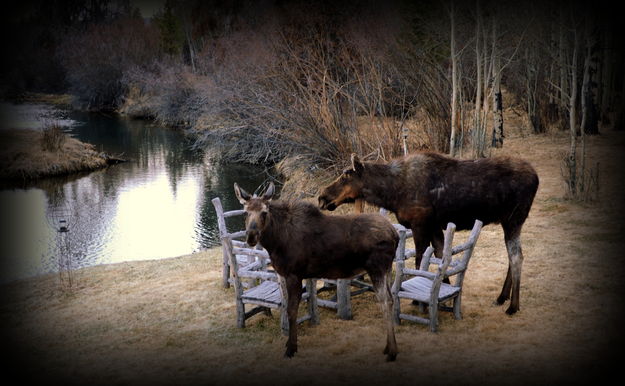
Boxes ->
[337,278,352,320]
[429,300,438,332]
[306,279,320,325]
[236,299,245,328]
[222,257,230,288]
[279,277,289,336]
[453,295,462,320]
[392,294,401,325]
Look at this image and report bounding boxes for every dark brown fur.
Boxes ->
[318,152,539,315]
[234,182,399,360]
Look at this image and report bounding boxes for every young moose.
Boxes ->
[234,182,399,361]
[318,152,539,315]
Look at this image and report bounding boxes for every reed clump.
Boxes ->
[40,122,67,152]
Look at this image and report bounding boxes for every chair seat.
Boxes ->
[398,276,461,303]
[241,280,282,306]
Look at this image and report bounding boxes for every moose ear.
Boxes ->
[234,183,251,205]
[351,153,364,175]
[262,182,275,201]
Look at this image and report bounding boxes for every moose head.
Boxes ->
[234,182,275,247]
[318,153,365,211]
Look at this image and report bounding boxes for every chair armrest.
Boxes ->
[404,249,416,259]
[429,257,461,268]
[392,223,413,238]
[401,268,437,280]
[232,240,246,247]
[232,247,270,259]
[238,270,279,282]
[444,264,466,277]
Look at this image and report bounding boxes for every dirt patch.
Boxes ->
[1,130,624,386]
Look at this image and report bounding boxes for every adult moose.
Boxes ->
[318,152,539,315]
[234,182,399,361]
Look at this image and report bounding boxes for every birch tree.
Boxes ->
[472,0,487,157]
[490,15,504,148]
[449,0,459,156]
[567,26,579,197]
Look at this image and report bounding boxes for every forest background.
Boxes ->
[2,0,623,197]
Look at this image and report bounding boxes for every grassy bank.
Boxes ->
[1,129,624,385]
[0,129,109,181]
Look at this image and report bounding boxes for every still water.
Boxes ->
[0,103,267,283]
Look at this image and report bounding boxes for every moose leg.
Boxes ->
[411,224,439,307]
[410,225,431,270]
[431,228,445,260]
[369,268,398,362]
[431,228,451,285]
[501,226,524,315]
[496,266,512,305]
[284,275,303,358]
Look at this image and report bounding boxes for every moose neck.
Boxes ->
[257,201,290,255]
[360,162,403,213]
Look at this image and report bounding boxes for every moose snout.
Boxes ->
[246,230,259,246]
[318,196,336,211]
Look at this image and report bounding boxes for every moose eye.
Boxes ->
[341,169,354,179]
[261,211,268,221]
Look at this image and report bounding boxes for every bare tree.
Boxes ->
[567,20,580,197]
[490,14,504,148]
[449,0,459,156]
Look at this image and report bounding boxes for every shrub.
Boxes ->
[58,17,160,110]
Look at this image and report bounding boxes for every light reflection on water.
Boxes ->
[0,103,267,283]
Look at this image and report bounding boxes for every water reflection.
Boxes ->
[0,104,267,283]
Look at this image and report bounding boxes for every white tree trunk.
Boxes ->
[558,7,569,120]
[568,30,579,197]
[491,18,504,148]
[449,1,458,156]
[473,0,485,157]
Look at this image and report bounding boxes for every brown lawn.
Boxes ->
[1,128,624,386]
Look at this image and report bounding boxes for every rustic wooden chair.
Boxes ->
[392,220,483,332]
[228,244,319,334]
[212,197,319,334]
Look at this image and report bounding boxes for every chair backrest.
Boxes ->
[449,219,482,288]
[212,197,246,244]
[421,220,483,288]
[429,223,456,303]
[212,197,265,287]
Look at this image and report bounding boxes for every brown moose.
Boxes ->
[318,152,539,315]
[234,182,399,361]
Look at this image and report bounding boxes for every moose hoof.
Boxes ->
[505,306,518,315]
[385,352,397,362]
[284,345,297,358]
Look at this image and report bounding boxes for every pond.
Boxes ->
[0,102,268,283]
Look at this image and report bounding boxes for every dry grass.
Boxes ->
[1,129,624,386]
[17,92,74,106]
[0,129,108,181]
